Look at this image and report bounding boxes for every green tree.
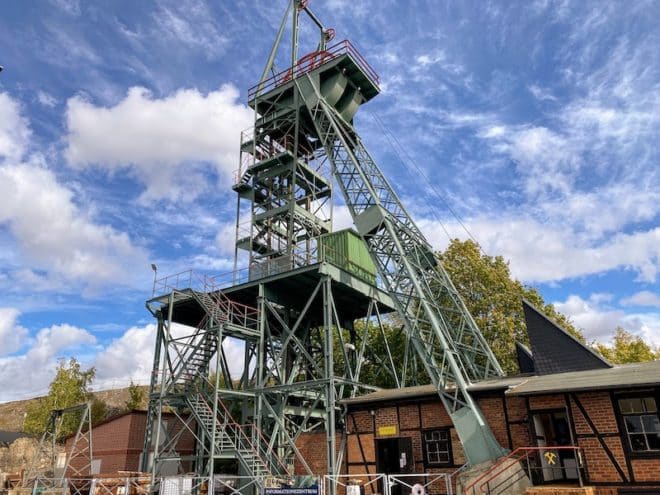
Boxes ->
[594,327,658,364]
[125,380,145,410]
[347,320,421,388]
[24,358,107,438]
[438,239,585,374]
[351,239,587,384]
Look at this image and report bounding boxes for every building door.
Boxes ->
[376,437,413,495]
[532,411,578,483]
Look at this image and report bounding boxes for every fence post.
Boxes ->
[576,450,584,487]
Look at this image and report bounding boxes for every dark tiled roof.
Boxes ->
[0,430,26,444]
[516,342,535,374]
[507,360,660,395]
[522,299,611,375]
[340,376,528,406]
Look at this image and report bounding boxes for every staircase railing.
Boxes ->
[188,391,289,477]
[163,313,216,391]
[464,446,584,495]
[155,279,259,391]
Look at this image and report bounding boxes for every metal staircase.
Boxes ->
[175,290,287,478]
[145,278,288,481]
[187,393,284,478]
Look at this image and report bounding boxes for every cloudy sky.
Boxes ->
[0,0,658,402]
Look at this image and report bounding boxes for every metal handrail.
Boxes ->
[248,39,379,100]
[448,463,469,495]
[465,446,584,495]
[194,391,290,477]
[154,243,376,296]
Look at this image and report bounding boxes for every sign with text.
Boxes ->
[377,425,398,436]
[264,488,319,495]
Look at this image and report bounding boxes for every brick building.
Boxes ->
[296,302,660,494]
[340,363,660,491]
[63,410,195,477]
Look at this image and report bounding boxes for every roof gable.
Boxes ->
[522,299,611,375]
[515,342,535,373]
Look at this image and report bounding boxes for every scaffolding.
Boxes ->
[21,403,93,488]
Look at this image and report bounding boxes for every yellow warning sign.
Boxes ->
[378,425,398,436]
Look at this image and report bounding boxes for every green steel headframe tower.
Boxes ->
[244,0,507,465]
[143,0,506,487]
[143,2,403,485]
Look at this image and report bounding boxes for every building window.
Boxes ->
[423,429,451,465]
[618,396,660,453]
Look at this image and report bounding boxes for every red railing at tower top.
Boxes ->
[248,39,380,100]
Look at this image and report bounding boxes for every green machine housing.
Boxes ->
[319,228,377,285]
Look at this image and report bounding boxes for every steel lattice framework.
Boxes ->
[296,74,505,463]
[22,403,93,487]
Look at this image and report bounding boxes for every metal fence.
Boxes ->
[10,473,455,495]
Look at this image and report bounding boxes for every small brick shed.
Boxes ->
[64,410,195,477]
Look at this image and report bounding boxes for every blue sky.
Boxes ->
[0,0,658,402]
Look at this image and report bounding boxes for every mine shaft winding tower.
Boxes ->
[143,0,506,488]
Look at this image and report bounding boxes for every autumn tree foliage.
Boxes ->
[124,380,146,411]
[439,239,585,373]
[594,327,659,364]
[24,358,107,439]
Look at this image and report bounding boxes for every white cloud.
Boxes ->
[528,84,557,102]
[0,162,149,289]
[415,51,446,67]
[0,92,149,292]
[554,294,627,341]
[621,291,660,308]
[29,324,97,362]
[65,84,253,202]
[93,323,247,392]
[419,216,660,284]
[0,308,29,356]
[215,222,237,256]
[0,323,96,401]
[333,205,355,231]
[37,91,57,108]
[48,0,81,16]
[554,294,660,346]
[152,2,228,57]
[484,124,579,196]
[537,184,659,239]
[0,93,31,163]
[94,324,157,387]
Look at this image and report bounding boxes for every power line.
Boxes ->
[367,110,482,248]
